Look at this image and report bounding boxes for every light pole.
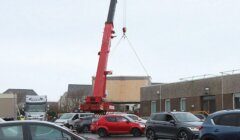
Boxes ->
[220,72,224,110]
[157,84,162,112]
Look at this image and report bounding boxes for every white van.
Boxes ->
[54,113,94,129]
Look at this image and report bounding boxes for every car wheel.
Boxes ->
[82,126,89,133]
[98,128,107,137]
[69,125,73,130]
[146,129,156,140]
[177,130,191,140]
[132,128,141,137]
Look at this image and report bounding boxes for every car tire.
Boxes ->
[200,135,217,140]
[82,125,89,133]
[146,129,157,140]
[132,128,141,137]
[177,130,191,140]
[98,128,107,137]
[69,125,73,130]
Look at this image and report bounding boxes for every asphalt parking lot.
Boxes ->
[80,133,147,140]
[79,133,172,140]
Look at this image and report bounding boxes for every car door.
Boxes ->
[151,113,167,137]
[71,114,79,126]
[115,116,131,133]
[28,123,76,140]
[161,114,178,138]
[212,113,240,140]
[105,116,117,133]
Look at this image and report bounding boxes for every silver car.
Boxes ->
[0,120,88,140]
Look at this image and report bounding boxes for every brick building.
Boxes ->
[140,74,240,117]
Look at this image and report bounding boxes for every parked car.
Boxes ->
[74,116,95,133]
[192,111,208,122]
[199,110,240,140]
[0,120,88,140]
[146,112,202,140]
[124,114,147,124]
[95,114,145,137]
[194,114,207,122]
[54,113,94,129]
[90,117,100,133]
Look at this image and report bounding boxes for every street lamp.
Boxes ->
[156,85,162,112]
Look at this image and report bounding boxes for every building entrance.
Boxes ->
[201,96,216,113]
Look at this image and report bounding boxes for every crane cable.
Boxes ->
[110,0,150,77]
[125,36,150,77]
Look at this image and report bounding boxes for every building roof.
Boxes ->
[92,76,151,81]
[67,84,92,93]
[3,89,37,95]
[66,84,92,97]
[3,89,38,105]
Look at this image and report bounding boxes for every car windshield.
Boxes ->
[59,113,74,119]
[173,112,200,122]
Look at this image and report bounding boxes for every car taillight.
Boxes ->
[198,126,203,130]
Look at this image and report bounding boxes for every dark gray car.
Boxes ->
[146,112,202,140]
[0,120,88,140]
[74,116,95,133]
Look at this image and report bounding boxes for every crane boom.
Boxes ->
[80,0,117,114]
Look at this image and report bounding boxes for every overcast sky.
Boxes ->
[0,0,240,101]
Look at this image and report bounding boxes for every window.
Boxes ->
[72,114,79,120]
[63,132,72,140]
[105,116,116,122]
[151,101,157,113]
[29,125,68,140]
[166,114,174,122]
[213,113,240,127]
[152,114,165,121]
[116,116,128,122]
[127,115,139,121]
[180,98,186,111]
[165,99,171,112]
[0,125,23,140]
[234,93,240,109]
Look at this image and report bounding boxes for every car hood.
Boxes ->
[182,121,202,127]
[136,119,147,124]
[55,119,68,123]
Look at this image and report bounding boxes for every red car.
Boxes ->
[95,114,145,137]
[90,117,99,133]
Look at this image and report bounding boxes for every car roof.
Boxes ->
[0,120,62,125]
[209,109,240,118]
[151,111,191,115]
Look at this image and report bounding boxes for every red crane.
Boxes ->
[80,0,117,114]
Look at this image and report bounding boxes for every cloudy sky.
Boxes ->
[0,0,240,101]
